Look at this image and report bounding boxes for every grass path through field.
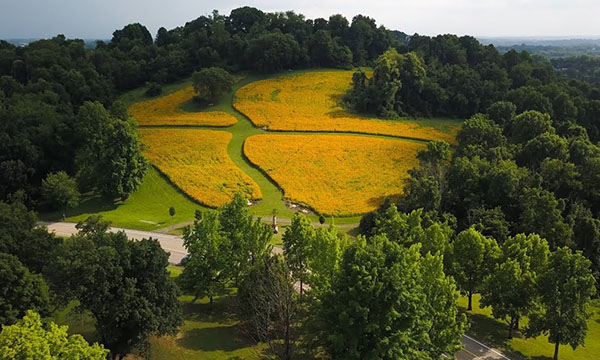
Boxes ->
[47,69,456,230]
[172,69,439,223]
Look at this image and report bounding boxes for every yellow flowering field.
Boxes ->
[129,86,237,126]
[234,71,458,143]
[243,134,425,215]
[140,128,261,207]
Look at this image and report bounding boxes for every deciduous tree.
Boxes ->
[451,227,500,310]
[526,247,596,360]
[0,311,108,360]
[46,217,182,359]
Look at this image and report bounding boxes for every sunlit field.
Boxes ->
[234,71,459,143]
[244,133,425,215]
[129,86,237,127]
[140,128,261,207]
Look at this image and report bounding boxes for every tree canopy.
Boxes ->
[46,217,183,359]
[0,311,108,360]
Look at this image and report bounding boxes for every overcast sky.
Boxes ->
[1,0,599,40]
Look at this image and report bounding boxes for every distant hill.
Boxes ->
[478,37,600,58]
[4,38,108,49]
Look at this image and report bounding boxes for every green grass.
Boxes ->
[41,166,203,231]
[458,294,600,360]
[56,265,265,360]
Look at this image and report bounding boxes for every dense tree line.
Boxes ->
[552,55,600,85]
[345,36,600,142]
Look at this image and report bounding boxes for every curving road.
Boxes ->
[40,221,511,360]
[40,221,188,264]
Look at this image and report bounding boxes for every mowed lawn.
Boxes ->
[56,266,266,360]
[459,294,600,360]
[41,166,202,231]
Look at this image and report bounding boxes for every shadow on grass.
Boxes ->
[39,193,120,222]
[177,324,249,352]
[463,311,553,360]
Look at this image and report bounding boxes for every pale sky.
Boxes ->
[1,0,599,39]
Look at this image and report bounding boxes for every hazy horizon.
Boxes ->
[1,0,600,40]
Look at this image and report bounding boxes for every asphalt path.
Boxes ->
[40,221,511,360]
[40,221,188,264]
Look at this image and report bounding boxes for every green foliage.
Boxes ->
[346,49,426,117]
[192,67,234,102]
[320,235,465,359]
[481,234,550,338]
[0,253,50,326]
[456,114,506,157]
[526,247,596,359]
[0,200,59,273]
[451,227,500,310]
[237,254,296,358]
[307,225,347,294]
[75,101,147,200]
[487,101,516,127]
[282,213,314,294]
[179,211,229,305]
[46,216,183,359]
[375,205,452,256]
[509,110,554,144]
[219,192,272,282]
[41,171,80,212]
[246,32,303,73]
[145,81,162,97]
[0,311,108,360]
[518,187,573,249]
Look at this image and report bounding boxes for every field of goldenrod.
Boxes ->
[129,86,237,126]
[234,71,458,144]
[243,134,425,215]
[140,128,261,207]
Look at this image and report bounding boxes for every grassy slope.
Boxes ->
[41,166,202,231]
[459,294,600,360]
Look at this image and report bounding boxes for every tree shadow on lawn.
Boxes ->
[464,312,552,360]
[40,193,120,222]
[177,323,251,352]
[177,294,260,353]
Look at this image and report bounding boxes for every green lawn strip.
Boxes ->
[40,166,204,231]
[458,294,600,360]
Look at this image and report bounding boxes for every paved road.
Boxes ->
[40,221,511,360]
[40,221,188,264]
[456,335,512,360]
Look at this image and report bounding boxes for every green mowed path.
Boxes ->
[46,68,459,229]
[458,294,600,360]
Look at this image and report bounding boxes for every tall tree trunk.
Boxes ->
[508,317,514,339]
[553,342,560,360]
[209,295,213,308]
[300,280,303,296]
[467,290,473,311]
[284,321,291,360]
[515,317,520,330]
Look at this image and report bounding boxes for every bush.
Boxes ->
[145,82,162,97]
